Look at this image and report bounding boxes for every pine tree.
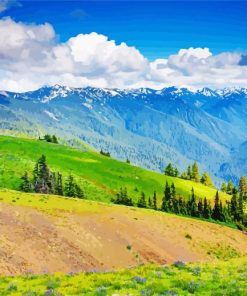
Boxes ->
[49,172,57,194]
[75,184,84,198]
[55,172,63,196]
[148,196,152,208]
[170,183,177,212]
[33,155,51,194]
[187,165,192,180]
[212,191,222,221]
[203,197,210,219]
[164,163,174,176]
[237,193,244,223]
[197,198,203,217]
[191,162,200,182]
[174,168,179,177]
[153,191,157,210]
[239,176,247,200]
[219,200,226,222]
[44,134,52,142]
[230,189,238,221]
[180,171,187,179]
[137,192,147,208]
[221,182,227,193]
[187,187,198,217]
[19,172,31,192]
[200,172,214,188]
[226,180,233,195]
[114,187,133,206]
[52,135,58,144]
[161,182,171,212]
[65,175,76,197]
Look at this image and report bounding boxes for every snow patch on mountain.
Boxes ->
[43,110,59,121]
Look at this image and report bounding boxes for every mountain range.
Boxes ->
[1,85,247,185]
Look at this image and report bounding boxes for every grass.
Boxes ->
[0,135,229,205]
[0,257,246,295]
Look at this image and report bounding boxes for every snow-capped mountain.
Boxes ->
[1,85,247,184]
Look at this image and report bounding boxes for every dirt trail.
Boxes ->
[0,202,247,275]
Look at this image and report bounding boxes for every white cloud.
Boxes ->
[0,0,20,13]
[178,47,212,59]
[0,17,246,92]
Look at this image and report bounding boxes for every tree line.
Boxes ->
[39,134,59,144]
[19,155,84,198]
[164,162,214,188]
[113,182,247,229]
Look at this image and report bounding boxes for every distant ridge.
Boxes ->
[1,85,247,184]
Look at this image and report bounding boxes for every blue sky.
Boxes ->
[3,1,247,60]
[0,1,247,92]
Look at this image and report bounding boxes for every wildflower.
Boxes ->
[132,276,147,283]
[155,271,162,277]
[163,292,177,296]
[45,290,53,296]
[173,260,186,268]
[190,266,201,276]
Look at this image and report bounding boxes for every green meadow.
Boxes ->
[0,257,246,296]
[0,135,229,205]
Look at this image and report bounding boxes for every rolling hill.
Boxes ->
[1,85,247,184]
[0,135,228,204]
[0,189,246,276]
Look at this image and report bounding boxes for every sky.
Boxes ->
[0,0,247,92]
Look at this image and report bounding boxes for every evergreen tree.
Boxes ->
[164,163,174,176]
[200,172,214,188]
[191,162,200,182]
[137,192,147,208]
[237,193,244,223]
[33,155,51,194]
[230,189,238,221]
[219,200,226,222]
[170,183,177,212]
[44,134,52,142]
[148,196,152,208]
[226,180,233,195]
[187,165,192,180]
[75,184,84,198]
[19,172,32,192]
[114,187,133,206]
[174,168,179,177]
[178,196,186,215]
[203,197,211,219]
[197,198,203,217]
[153,191,157,210]
[52,135,58,144]
[161,182,172,212]
[187,187,198,217]
[55,172,63,196]
[65,175,76,197]
[239,176,247,200]
[180,171,187,179]
[212,191,222,221]
[221,182,227,193]
[49,171,57,194]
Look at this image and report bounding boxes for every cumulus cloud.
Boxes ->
[0,17,247,92]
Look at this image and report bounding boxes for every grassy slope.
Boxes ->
[0,257,246,295]
[0,135,229,204]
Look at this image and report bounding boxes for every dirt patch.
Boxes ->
[0,202,247,275]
